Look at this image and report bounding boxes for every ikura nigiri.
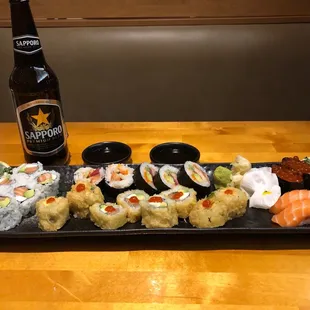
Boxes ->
[269,189,310,214]
[271,199,310,227]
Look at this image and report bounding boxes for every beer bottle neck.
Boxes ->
[10,0,46,66]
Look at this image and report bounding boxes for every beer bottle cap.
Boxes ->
[82,142,132,165]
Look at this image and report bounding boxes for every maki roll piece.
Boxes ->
[35,170,60,197]
[13,185,42,216]
[0,196,22,231]
[178,161,211,195]
[0,161,12,177]
[117,190,149,223]
[105,164,134,197]
[36,196,70,232]
[66,182,104,219]
[189,199,229,228]
[90,203,127,230]
[272,165,304,194]
[154,165,179,191]
[140,195,178,228]
[74,167,105,186]
[134,163,159,195]
[208,187,248,219]
[161,185,197,219]
[12,162,43,184]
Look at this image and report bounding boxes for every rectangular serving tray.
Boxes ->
[1,162,309,238]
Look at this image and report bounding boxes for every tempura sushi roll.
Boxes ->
[74,167,105,186]
[0,196,22,231]
[105,164,134,196]
[140,195,178,228]
[66,182,104,219]
[189,199,229,228]
[134,163,159,195]
[161,185,197,218]
[208,187,248,219]
[154,165,179,191]
[13,185,42,216]
[178,161,211,195]
[35,196,70,231]
[35,170,60,197]
[116,189,149,223]
[90,203,127,230]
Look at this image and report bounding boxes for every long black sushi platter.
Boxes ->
[2,160,310,239]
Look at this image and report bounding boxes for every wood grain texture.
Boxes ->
[1,121,310,309]
[1,0,310,27]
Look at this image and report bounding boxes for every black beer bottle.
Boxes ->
[9,0,70,165]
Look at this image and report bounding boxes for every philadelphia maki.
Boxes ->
[116,189,149,223]
[153,165,179,191]
[90,202,127,230]
[134,163,158,195]
[35,170,60,197]
[140,195,178,228]
[74,167,105,186]
[178,161,211,195]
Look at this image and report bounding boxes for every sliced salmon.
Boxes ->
[14,186,28,196]
[270,190,310,214]
[272,199,310,227]
[111,171,121,181]
[24,166,38,174]
[0,177,10,185]
[37,173,52,183]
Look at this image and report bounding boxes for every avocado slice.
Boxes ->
[0,197,10,208]
[24,189,35,198]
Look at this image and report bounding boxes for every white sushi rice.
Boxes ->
[0,197,23,231]
[105,164,134,189]
[184,161,210,187]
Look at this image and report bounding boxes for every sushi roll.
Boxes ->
[105,164,134,196]
[74,167,105,186]
[208,187,248,219]
[35,196,70,231]
[13,185,43,216]
[189,199,229,228]
[140,195,178,228]
[0,161,12,177]
[178,161,211,195]
[161,185,197,219]
[0,196,23,231]
[116,190,150,223]
[134,163,159,195]
[12,162,43,184]
[153,165,179,191]
[35,170,60,197]
[90,203,127,230]
[66,182,104,219]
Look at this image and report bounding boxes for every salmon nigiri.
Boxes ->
[272,199,310,227]
[269,190,310,214]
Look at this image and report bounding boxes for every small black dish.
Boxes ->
[82,141,132,165]
[150,142,200,164]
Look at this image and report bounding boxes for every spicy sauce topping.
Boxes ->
[46,197,56,204]
[224,189,234,195]
[202,199,212,208]
[76,183,86,192]
[149,196,163,203]
[129,196,139,203]
[171,192,183,200]
[105,205,116,213]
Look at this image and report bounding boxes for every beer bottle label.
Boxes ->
[13,35,42,55]
[16,99,67,156]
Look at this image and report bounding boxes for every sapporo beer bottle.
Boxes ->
[9,0,70,165]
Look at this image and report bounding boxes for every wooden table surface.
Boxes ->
[1,121,310,310]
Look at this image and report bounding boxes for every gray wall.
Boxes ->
[1,24,310,122]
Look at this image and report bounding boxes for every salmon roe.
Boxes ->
[172,192,183,200]
[76,183,86,192]
[224,189,234,195]
[202,199,212,208]
[46,197,56,204]
[129,196,139,203]
[149,196,163,203]
[105,205,116,213]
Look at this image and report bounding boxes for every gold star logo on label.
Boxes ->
[31,108,50,126]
